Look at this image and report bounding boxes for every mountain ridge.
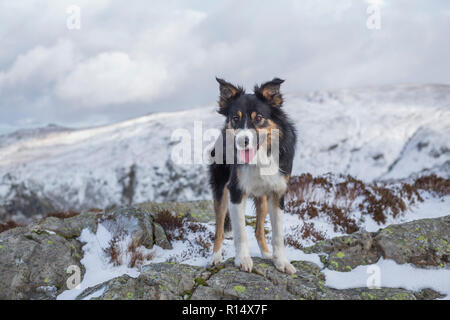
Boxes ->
[0,84,449,222]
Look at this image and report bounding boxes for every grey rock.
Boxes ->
[100,206,172,250]
[39,206,172,250]
[0,225,83,299]
[80,257,427,300]
[0,205,173,299]
[375,215,450,268]
[37,212,99,239]
[302,232,380,272]
[192,259,297,300]
[192,258,420,300]
[303,215,450,271]
[76,262,210,300]
[139,200,215,223]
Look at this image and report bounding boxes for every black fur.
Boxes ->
[209,78,297,207]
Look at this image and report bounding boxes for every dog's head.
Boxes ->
[216,77,285,164]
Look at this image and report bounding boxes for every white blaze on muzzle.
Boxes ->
[235,129,256,164]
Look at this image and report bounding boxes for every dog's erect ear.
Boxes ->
[216,77,244,110]
[254,78,285,107]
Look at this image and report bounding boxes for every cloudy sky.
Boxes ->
[0,0,449,133]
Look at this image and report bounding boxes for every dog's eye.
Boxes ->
[232,116,240,122]
[255,115,263,122]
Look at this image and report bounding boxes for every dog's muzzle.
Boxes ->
[235,130,256,164]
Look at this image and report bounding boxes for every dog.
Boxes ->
[209,77,297,274]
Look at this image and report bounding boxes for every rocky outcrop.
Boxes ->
[74,257,440,300]
[76,263,210,300]
[189,258,424,300]
[0,205,448,300]
[139,200,215,223]
[375,217,450,268]
[0,225,83,299]
[0,206,171,299]
[302,215,450,271]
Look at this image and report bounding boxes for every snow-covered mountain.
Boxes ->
[1,84,449,221]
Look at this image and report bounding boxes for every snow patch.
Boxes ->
[323,258,450,300]
[57,224,143,300]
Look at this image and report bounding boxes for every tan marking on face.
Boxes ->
[237,110,242,119]
[251,112,257,120]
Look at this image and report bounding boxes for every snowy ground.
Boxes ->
[58,193,450,300]
[324,259,450,300]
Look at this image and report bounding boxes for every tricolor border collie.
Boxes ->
[209,77,297,274]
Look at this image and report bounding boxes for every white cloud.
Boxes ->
[56,52,168,107]
[55,8,209,108]
[0,40,77,90]
[0,0,449,130]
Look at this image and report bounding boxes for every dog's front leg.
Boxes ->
[229,189,253,272]
[268,194,296,275]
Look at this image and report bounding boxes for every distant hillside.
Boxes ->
[0,84,449,221]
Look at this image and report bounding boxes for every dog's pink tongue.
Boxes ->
[239,148,256,164]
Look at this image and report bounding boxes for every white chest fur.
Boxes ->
[238,163,287,197]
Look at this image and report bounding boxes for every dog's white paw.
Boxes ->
[273,258,296,275]
[235,255,253,273]
[210,251,223,267]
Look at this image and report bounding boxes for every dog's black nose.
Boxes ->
[244,136,249,147]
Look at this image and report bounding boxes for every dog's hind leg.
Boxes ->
[254,196,272,259]
[212,186,228,266]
